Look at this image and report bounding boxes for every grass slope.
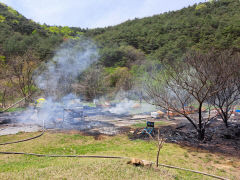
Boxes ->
[0,132,239,179]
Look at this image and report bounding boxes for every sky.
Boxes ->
[1,0,206,29]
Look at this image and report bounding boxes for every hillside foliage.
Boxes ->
[88,0,240,63]
[0,0,240,103]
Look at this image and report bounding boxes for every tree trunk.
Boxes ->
[156,146,160,167]
[220,109,229,128]
[223,118,229,128]
[197,103,205,140]
[223,111,229,128]
[197,128,205,140]
[2,89,6,108]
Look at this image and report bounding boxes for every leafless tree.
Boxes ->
[0,58,8,108]
[208,50,240,127]
[145,129,165,167]
[7,50,39,104]
[144,50,233,140]
[0,55,17,107]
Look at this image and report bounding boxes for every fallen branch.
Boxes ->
[0,94,31,113]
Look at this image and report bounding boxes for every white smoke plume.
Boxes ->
[105,89,157,115]
[17,37,154,129]
[35,37,98,98]
[19,37,99,127]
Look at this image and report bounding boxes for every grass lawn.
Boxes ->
[132,120,170,128]
[0,131,239,179]
[0,107,25,112]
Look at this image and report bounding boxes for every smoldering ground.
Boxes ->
[18,37,99,127]
[4,36,155,134]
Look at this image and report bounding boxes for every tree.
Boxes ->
[106,67,134,93]
[145,129,165,167]
[73,66,107,101]
[7,50,39,104]
[0,55,15,107]
[208,50,240,127]
[144,50,232,140]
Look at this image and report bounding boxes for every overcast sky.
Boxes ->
[1,0,206,28]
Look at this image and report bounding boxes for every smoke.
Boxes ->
[35,37,98,98]
[19,93,82,126]
[17,37,155,130]
[108,99,135,114]
[105,89,157,115]
[18,37,99,127]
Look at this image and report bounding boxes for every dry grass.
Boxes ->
[0,131,239,179]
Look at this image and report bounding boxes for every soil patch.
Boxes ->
[130,118,240,158]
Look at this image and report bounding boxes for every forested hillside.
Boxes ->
[0,2,85,60]
[0,0,240,103]
[0,2,86,105]
[0,3,59,60]
[89,0,240,66]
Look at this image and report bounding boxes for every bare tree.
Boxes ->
[0,81,15,108]
[0,55,16,107]
[145,129,165,167]
[0,57,8,108]
[7,50,39,104]
[208,50,240,127]
[144,50,232,140]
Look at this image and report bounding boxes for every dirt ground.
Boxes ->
[1,111,240,158]
[0,112,148,135]
[130,117,240,158]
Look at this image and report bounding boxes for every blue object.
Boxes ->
[235,110,240,113]
[141,121,154,135]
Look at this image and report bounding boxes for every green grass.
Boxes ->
[0,107,25,112]
[132,121,169,128]
[82,102,96,107]
[0,132,239,179]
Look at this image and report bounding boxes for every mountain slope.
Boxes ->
[0,0,240,101]
[1,0,239,64]
[0,2,86,60]
[87,0,240,63]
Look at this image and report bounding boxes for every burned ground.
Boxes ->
[130,118,240,158]
[0,110,144,136]
[1,110,240,158]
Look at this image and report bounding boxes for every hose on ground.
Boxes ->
[0,123,229,180]
[0,130,45,146]
[157,163,229,180]
[0,152,127,159]
[0,151,229,180]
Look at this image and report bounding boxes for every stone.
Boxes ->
[127,158,153,167]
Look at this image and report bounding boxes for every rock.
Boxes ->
[127,158,152,167]
[127,158,141,165]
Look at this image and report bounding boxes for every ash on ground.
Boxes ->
[0,111,41,135]
[2,108,240,158]
[131,117,240,157]
[0,109,150,136]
